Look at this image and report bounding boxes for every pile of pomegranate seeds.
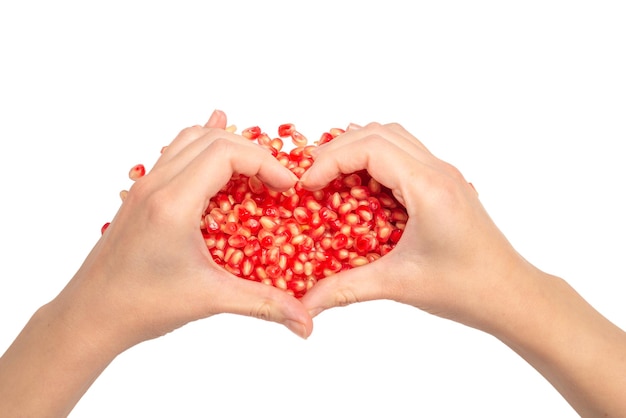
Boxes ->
[104,123,408,298]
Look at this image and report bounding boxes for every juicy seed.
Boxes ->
[291,131,308,147]
[278,123,295,137]
[129,164,146,181]
[242,126,262,140]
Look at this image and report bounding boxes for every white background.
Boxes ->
[1,1,625,416]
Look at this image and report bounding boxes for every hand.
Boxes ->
[0,111,314,418]
[60,110,312,350]
[299,122,626,416]
[299,122,532,331]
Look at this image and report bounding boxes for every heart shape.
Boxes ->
[201,124,408,298]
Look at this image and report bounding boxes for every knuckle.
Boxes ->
[358,133,388,150]
[334,287,360,307]
[363,121,383,130]
[207,136,237,155]
[127,180,178,225]
[439,160,467,183]
[383,122,404,131]
[144,188,178,223]
[251,300,274,321]
[176,125,205,140]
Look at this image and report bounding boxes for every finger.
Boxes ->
[157,110,227,166]
[204,109,228,129]
[346,122,362,131]
[301,134,435,211]
[313,122,432,160]
[204,271,313,338]
[383,122,434,155]
[302,123,438,191]
[300,253,401,317]
[168,137,297,215]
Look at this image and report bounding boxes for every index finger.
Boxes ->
[167,136,298,217]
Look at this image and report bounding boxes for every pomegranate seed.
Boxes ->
[350,186,369,200]
[329,128,345,137]
[204,214,220,232]
[342,173,361,187]
[331,233,348,250]
[241,258,254,276]
[228,234,247,248]
[106,122,409,298]
[319,207,338,222]
[242,126,262,140]
[293,207,311,224]
[270,137,284,153]
[291,131,308,147]
[317,132,334,145]
[349,256,369,268]
[391,209,409,222]
[223,221,238,235]
[257,133,272,147]
[368,177,382,195]
[129,164,145,181]
[278,123,295,137]
[390,228,403,244]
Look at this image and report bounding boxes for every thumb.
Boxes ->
[206,271,314,338]
[300,257,396,318]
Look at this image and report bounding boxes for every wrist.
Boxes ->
[41,295,125,367]
[0,296,124,416]
[47,274,138,360]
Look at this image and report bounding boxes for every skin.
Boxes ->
[0,112,624,417]
[0,110,312,417]
[299,122,626,417]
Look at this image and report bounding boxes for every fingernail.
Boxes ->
[347,122,362,131]
[285,319,308,339]
[205,110,217,125]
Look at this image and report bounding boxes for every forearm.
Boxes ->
[488,268,626,417]
[0,299,121,417]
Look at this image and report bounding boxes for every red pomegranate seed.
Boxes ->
[317,132,334,145]
[331,233,348,250]
[269,137,284,153]
[129,164,145,181]
[349,256,369,268]
[204,214,220,232]
[242,126,262,140]
[255,133,270,147]
[342,173,361,187]
[228,234,247,248]
[390,228,403,244]
[329,128,345,137]
[291,131,308,147]
[106,122,409,298]
[278,123,295,137]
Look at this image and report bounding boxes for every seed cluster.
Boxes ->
[104,123,408,298]
[202,124,407,297]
